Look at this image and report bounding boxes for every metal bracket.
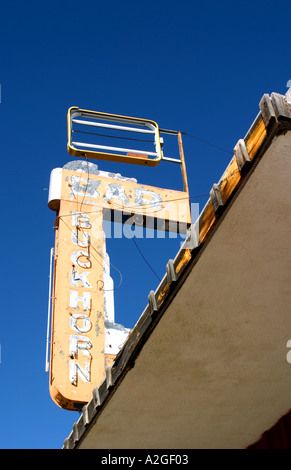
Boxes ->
[148,290,158,315]
[166,259,178,285]
[234,139,251,172]
[210,183,224,214]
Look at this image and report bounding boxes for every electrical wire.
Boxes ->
[59,210,161,287]
[57,163,241,222]
[57,192,210,221]
[123,224,161,282]
[58,124,237,284]
[181,131,233,155]
[73,128,153,144]
[78,154,90,214]
[131,236,161,282]
[56,165,240,284]
[58,215,123,291]
[133,237,161,282]
[71,126,233,155]
[57,165,240,285]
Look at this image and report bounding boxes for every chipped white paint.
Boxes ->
[71,268,92,289]
[71,250,91,268]
[69,360,91,384]
[69,209,129,386]
[71,211,91,229]
[104,321,131,355]
[69,210,93,385]
[69,290,91,310]
[69,314,92,334]
[69,334,92,357]
[48,168,62,210]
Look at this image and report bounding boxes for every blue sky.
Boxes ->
[0,0,290,449]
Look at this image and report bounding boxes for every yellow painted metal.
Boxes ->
[177,132,189,194]
[67,107,162,166]
[65,167,191,229]
[49,166,191,410]
[49,174,105,410]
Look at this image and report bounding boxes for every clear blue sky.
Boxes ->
[0,0,290,449]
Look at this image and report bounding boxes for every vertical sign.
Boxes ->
[49,169,107,410]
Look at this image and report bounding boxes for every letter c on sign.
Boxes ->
[71,250,91,268]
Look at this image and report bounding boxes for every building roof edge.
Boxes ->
[63,89,291,449]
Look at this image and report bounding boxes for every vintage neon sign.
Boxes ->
[47,109,191,411]
[47,160,191,410]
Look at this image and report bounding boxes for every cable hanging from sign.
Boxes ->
[58,214,123,292]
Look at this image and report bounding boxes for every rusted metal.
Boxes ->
[177,131,189,195]
[245,115,267,159]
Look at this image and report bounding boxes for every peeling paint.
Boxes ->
[70,175,101,199]
[95,321,101,336]
[49,160,190,410]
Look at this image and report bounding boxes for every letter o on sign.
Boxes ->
[70,314,92,333]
